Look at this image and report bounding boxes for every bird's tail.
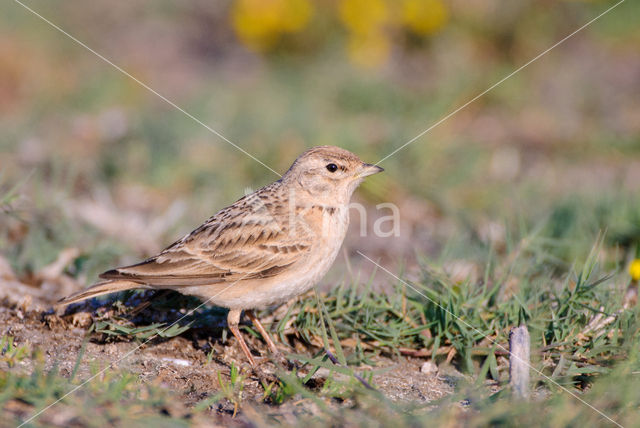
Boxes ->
[56,280,148,307]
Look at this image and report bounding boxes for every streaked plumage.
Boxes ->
[58,146,383,365]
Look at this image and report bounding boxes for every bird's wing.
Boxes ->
[99,193,314,286]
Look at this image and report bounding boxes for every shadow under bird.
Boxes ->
[58,145,384,366]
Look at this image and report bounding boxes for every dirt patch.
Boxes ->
[0,296,456,426]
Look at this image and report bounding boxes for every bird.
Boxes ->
[57,145,384,366]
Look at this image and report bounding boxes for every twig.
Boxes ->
[325,349,375,390]
[509,325,530,400]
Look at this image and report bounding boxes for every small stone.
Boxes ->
[420,361,438,375]
[71,312,93,328]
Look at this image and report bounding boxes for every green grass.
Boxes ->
[0,347,194,427]
[195,362,246,416]
[92,319,192,341]
[2,205,640,426]
[278,236,636,376]
[0,335,30,368]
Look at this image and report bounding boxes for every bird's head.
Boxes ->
[283,145,384,203]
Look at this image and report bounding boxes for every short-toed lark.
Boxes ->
[58,146,383,365]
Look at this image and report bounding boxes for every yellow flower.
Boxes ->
[630,259,640,282]
[401,0,448,36]
[347,31,391,68]
[339,0,388,35]
[339,0,391,68]
[232,0,312,51]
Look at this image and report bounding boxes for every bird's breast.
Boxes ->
[295,203,349,243]
[299,203,349,275]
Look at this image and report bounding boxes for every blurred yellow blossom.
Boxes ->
[232,0,312,51]
[347,31,391,68]
[630,259,640,281]
[401,0,448,36]
[339,0,390,67]
[232,0,448,67]
[339,0,388,35]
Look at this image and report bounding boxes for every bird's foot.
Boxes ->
[269,351,302,371]
[251,363,279,385]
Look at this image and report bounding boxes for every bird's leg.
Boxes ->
[246,310,280,356]
[227,309,256,367]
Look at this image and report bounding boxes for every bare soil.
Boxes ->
[0,293,456,426]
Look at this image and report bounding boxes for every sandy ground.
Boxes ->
[0,294,457,426]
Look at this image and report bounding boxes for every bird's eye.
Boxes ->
[326,163,338,173]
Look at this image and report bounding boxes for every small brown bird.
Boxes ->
[58,146,383,365]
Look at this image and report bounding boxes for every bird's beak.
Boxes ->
[358,163,384,178]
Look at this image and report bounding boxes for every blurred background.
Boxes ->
[1,0,639,294]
